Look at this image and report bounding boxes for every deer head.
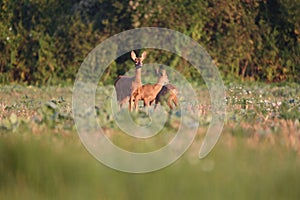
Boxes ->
[131,51,147,68]
[157,69,169,85]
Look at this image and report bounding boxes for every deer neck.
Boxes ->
[134,66,142,84]
[151,83,163,96]
[157,75,168,85]
[152,77,166,94]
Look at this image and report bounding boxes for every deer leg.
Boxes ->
[154,100,159,110]
[167,98,174,110]
[144,100,151,114]
[135,94,142,112]
[129,96,133,111]
[134,98,139,112]
[149,99,155,106]
[120,99,126,110]
[173,96,179,107]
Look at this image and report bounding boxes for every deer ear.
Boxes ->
[131,51,137,61]
[155,68,160,76]
[141,51,147,60]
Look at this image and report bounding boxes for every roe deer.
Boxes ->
[154,84,179,110]
[114,51,147,108]
[129,69,169,112]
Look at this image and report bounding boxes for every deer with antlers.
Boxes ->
[129,69,169,112]
[114,51,147,108]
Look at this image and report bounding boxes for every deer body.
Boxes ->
[130,70,169,112]
[114,51,146,108]
[154,84,179,110]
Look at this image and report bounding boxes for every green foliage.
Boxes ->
[0,0,299,84]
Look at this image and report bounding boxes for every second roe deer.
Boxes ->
[154,84,179,110]
[114,51,147,108]
[129,69,169,112]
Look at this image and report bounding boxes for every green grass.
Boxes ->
[0,83,300,199]
[1,132,300,200]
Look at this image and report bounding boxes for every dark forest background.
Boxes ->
[0,0,299,85]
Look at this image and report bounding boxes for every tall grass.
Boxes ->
[1,130,300,200]
[0,84,300,199]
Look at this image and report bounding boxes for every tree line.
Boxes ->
[0,0,299,85]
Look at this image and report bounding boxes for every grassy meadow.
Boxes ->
[1,0,299,199]
[0,83,300,199]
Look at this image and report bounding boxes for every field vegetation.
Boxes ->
[1,0,300,199]
[1,83,299,199]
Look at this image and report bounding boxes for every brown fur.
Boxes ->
[129,70,169,112]
[154,84,179,110]
[114,51,146,108]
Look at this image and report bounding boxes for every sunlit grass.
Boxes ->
[1,130,300,200]
[0,83,300,199]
